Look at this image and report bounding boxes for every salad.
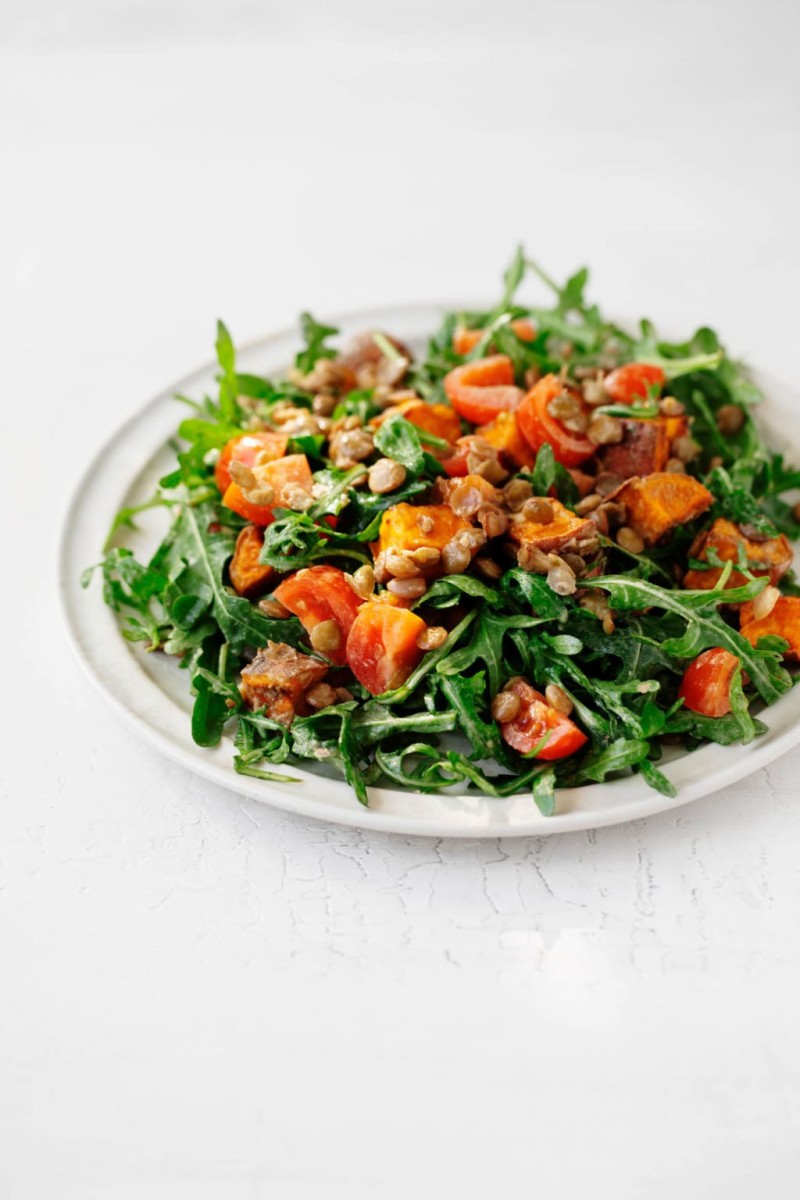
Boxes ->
[85,251,800,815]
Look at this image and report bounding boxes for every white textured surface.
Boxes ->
[3,1,800,1195]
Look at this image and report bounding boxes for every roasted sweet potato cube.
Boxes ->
[437,474,500,507]
[683,517,793,591]
[371,398,462,446]
[740,595,800,659]
[597,415,688,479]
[375,503,473,575]
[228,525,274,599]
[612,473,712,544]
[239,641,328,725]
[475,412,536,470]
[508,498,594,554]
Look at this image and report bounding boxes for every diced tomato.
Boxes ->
[215,432,289,494]
[346,601,427,695]
[221,454,313,526]
[603,363,666,404]
[452,319,536,356]
[441,437,477,477]
[516,374,595,467]
[500,679,588,760]
[273,565,364,666]
[443,355,523,425]
[677,648,739,717]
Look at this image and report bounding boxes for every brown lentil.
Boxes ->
[522,497,555,524]
[335,687,355,703]
[385,549,422,579]
[587,413,624,446]
[616,525,645,554]
[387,576,427,599]
[672,435,701,463]
[474,555,503,580]
[349,564,376,599]
[368,457,407,494]
[258,598,291,618]
[449,483,484,518]
[491,691,522,723]
[716,404,746,435]
[503,479,533,511]
[595,472,622,497]
[478,505,509,538]
[545,684,573,716]
[310,620,343,656]
[230,460,258,489]
[410,546,442,568]
[582,377,608,406]
[548,391,581,422]
[659,396,685,417]
[547,561,577,596]
[517,544,552,573]
[417,513,435,535]
[312,392,338,416]
[665,457,686,473]
[305,682,338,710]
[442,540,473,574]
[417,626,448,651]
[575,493,603,515]
[792,501,800,524]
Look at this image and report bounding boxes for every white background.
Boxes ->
[3,1,800,1196]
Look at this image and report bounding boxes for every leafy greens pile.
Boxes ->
[84,250,799,815]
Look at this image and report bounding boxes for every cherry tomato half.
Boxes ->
[516,374,595,467]
[346,601,427,695]
[500,680,588,760]
[677,648,739,717]
[274,565,364,666]
[603,363,666,404]
[443,355,523,426]
[215,432,289,494]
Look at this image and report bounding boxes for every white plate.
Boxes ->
[59,303,800,837]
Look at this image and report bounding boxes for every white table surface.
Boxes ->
[3,2,800,1196]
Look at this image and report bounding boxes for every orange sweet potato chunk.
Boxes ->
[375,503,472,573]
[508,498,594,554]
[740,595,800,659]
[598,416,688,480]
[229,525,274,599]
[239,642,328,724]
[613,473,713,544]
[683,517,793,591]
[475,412,536,470]
[371,398,462,446]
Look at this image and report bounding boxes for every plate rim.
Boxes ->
[58,301,800,837]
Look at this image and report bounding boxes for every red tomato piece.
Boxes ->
[452,319,536,356]
[221,454,313,526]
[215,432,289,494]
[346,601,427,695]
[603,363,666,404]
[677,648,739,717]
[443,355,523,425]
[516,373,595,467]
[273,565,364,666]
[500,679,588,760]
